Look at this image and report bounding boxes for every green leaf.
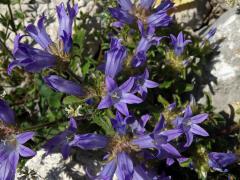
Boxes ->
[184,83,194,92]
[160,80,175,89]
[157,95,169,108]
[92,113,114,136]
[63,96,82,105]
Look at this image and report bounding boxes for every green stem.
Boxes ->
[21,119,67,131]
[7,3,17,35]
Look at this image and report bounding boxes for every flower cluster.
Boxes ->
[1,0,239,180]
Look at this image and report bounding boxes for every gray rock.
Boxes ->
[174,0,228,30]
[199,7,240,120]
[16,149,103,180]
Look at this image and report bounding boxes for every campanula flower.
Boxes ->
[109,0,173,28]
[56,2,78,52]
[98,76,143,115]
[208,152,238,172]
[0,99,15,125]
[132,69,159,99]
[26,2,78,55]
[104,38,127,79]
[0,131,35,180]
[44,118,108,159]
[8,34,56,74]
[88,112,169,180]
[173,105,209,147]
[43,75,85,97]
[132,21,164,67]
[132,115,182,157]
[9,2,78,74]
[170,32,192,56]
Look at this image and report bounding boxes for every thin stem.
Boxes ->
[7,3,17,35]
[21,119,67,131]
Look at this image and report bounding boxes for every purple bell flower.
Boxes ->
[56,2,78,52]
[208,152,238,172]
[44,118,108,159]
[9,2,78,74]
[132,21,164,67]
[26,16,53,50]
[43,75,84,97]
[98,76,143,116]
[0,99,15,125]
[173,105,209,147]
[104,38,127,79]
[109,0,173,28]
[132,115,182,157]
[44,118,78,159]
[70,133,108,150]
[26,2,78,53]
[132,68,159,98]
[170,32,192,56]
[0,131,36,180]
[8,34,56,74]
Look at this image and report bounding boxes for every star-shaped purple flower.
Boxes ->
[109,0,173,28]
[132,68,159,99]
[0,132,36,180]
[44,118,108,159]
[98,76,143,115]
[170,31,192,56]
[132,115,182,157]
[173,105,209,147]
[8,34,56,74]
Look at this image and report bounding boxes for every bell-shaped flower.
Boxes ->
[56,2,78,52]
[44,118,108,159]
[170,32,192,56]
[8,34,56,74]
[132,115,182,157]
[0,132,35,180]
[109,0,173,28]
[98,76,143,116]
[132,69,159,98]
[173,105,209,147]
[104,38,127,79]
[43,75,85,97]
